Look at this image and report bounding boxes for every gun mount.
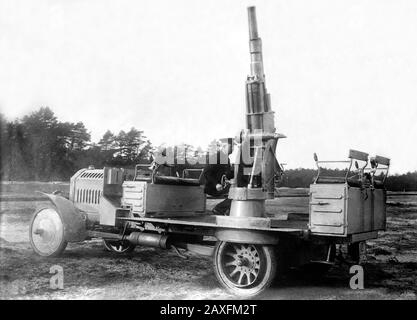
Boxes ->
[228,6,285,218]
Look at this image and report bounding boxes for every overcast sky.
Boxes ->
[1,0,416,174]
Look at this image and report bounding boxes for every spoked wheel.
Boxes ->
[103,239,135,253]
[29,207,67,257]
[213,241,277,297]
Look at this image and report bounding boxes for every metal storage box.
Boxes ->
[309,183,386,236]
[122,181,206,217]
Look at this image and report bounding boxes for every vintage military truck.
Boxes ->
[29,7,390,297]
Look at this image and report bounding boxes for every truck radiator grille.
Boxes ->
[75,189,102,204]
[79,172,104,179]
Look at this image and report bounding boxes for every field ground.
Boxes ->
[0,183,416,300]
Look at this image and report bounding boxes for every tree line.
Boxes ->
[1,107,415,190]
[0,107,152,181]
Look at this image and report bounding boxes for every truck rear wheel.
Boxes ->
[29,207,67,257]
[213,241,276,297]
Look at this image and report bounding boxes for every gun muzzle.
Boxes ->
[248,6,264,79]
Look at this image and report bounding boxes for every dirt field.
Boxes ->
[0,185,416,300]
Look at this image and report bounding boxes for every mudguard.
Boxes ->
[41,193,87,242]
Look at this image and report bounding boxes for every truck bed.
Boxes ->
[119,197,310,233]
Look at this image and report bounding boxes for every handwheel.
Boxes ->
[29,207,68,257]
[103,239,135,253]
[213,241,277,297]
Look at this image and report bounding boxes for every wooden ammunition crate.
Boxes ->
[122,181,206,218]
[309,183,386,236]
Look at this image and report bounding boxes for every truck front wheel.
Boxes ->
[29,207,68,257]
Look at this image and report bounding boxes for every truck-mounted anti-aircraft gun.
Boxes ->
[29,6,390,297]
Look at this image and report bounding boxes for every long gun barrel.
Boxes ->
[248,6,264,79]
[246,6,274,133]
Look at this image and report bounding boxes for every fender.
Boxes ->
[41,193,87,242]
[215,228,279,245]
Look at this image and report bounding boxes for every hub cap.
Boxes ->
[31,208,64,256]
[222,243,261,287]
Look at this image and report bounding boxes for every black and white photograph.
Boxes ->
[1,0,416,304]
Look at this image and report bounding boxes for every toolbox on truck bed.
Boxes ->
[309,183,386,236]
[309,149,390,237]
